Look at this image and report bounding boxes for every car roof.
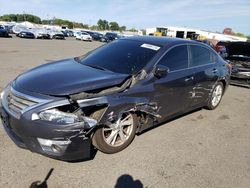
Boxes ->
[121,36,206,47]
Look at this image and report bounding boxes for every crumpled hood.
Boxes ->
[14,58,129,96]
[226,42,250,57]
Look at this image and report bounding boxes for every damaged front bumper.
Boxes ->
[0,85,97,161]
[0,79,160,161]
[0,107,93,161]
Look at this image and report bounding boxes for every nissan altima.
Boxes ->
[0,36,231,161]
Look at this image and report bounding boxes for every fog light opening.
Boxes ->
[51,144,62,153]
[37,138,71,154]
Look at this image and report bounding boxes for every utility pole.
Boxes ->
[23,11,27,26]
[23,11,26,22]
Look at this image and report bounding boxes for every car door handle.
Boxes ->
[212,68,218,73]
[185,76,194,82]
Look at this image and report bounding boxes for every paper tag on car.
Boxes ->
[141,43,160,51]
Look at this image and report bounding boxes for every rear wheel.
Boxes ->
[206,82,224,110]
[92,113,137,154]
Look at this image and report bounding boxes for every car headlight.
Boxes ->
[0,83,11,101]
[0,91,4,100]
[0,92,3,108]
[37,108,98,127]
[39,109,80,124]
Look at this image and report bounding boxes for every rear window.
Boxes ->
[190,45,211,67]
[79,40,160,75]
[211,51,219,63]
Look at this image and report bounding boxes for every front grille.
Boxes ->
[1,85,53,119]
[6,90,38,118]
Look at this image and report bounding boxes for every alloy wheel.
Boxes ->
[102,114,134,147]
[211,84,223,107]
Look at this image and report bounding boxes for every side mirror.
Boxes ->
[154,65,169,78]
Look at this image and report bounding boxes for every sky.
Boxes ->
[0,0,250,35]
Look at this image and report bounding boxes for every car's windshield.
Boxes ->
[79,40,160,75]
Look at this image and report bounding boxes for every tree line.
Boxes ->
[0,14,42,24]
[97,19,127,31]
[0,14,134,31]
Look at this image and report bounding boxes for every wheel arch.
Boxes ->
[217,78,227,95]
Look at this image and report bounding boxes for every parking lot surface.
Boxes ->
[0,36,250,188]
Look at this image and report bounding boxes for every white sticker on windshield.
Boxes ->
[141,43,160,51]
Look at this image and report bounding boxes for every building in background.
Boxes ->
[146,26,247,42]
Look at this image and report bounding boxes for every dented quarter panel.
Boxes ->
[189,63,219,107]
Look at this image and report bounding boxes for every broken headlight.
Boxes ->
[39,109,80,124]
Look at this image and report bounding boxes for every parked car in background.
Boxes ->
[52,33,65,40]
[6,25,15,34]
[75,32,92,41]
[61,30,68,37]
[75,32,82,40]
[84,30,95,37]
[0,25,10,38]
[92,32,108,42]
[36,33,51,39]
[215,41,250,88]
[105,32,120,42]
[83,31,108,42]
[16,31,35,39]
[65,30,74,37]
[0,36,231,161]
[73,30,79,37]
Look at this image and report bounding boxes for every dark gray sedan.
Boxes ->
[0,36,231,161]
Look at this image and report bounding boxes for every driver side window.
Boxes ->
[158,45,188,71]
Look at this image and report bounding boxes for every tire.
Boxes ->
[206,82,224,110]
[92,113,137,154]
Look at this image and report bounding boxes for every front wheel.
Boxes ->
[206,82,224,110]
[92,113,137,154]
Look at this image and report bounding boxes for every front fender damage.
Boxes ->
[99,100,162,133]
[59,75,162,140]
[70,77,132,100]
